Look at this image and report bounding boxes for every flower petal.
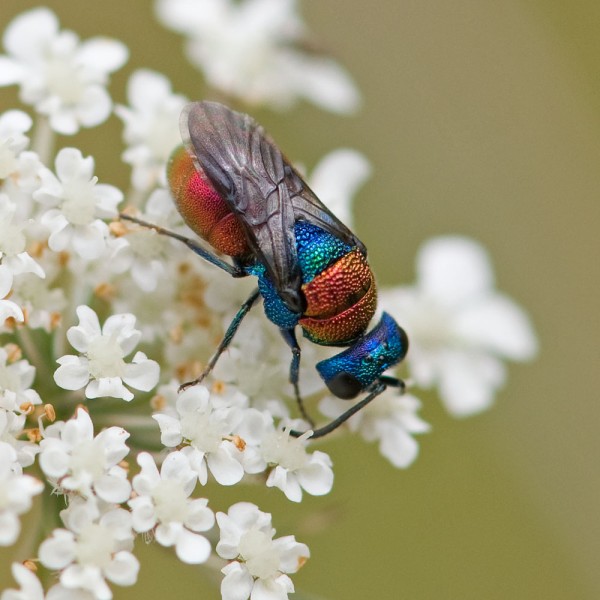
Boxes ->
[54,356,90,390]
[174,529,211,564]
[77,38,129,73]
[221,562,254,600]
[418,236,494,307]
[122,353,160,391]
[207,445,244,486]
[104,550,140,586]
[455,294,538,360]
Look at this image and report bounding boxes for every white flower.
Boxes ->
[230,407,274,475]
[129,451,215,564]
[54,305,159,401]
[0,346,42,413]
[1,563,44,600]
[211,312,325,410]
[0,193,45,279]
[46,585,96,600]
[155,0,359,113]
[9,272,67,332]
[153,386,245,485]
[33,148,123,260]
[115,70,188,191]
[216,502,309,600]
[112,188,180,292]
[0,409,39,468]
[0,110,31,178]
[320,392,430,468]
[0,150,43,220]
[0,8,128,134]
[309,149,371,230]
[1,569,95,600]
[381,236,538,417]
[260,428,334,502]
[39,497,138,600]
[0,265,24,326]
[0,442,44,546]
[39,408,131,502]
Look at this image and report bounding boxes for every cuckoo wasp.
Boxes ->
[121,101,408,438]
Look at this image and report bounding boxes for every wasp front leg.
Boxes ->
[179,288,261,391]
[289,381,388,439]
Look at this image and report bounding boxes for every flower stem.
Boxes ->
[31,116,55,165]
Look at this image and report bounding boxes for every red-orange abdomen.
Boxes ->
[167,146,250,258]
[299,249,377,345]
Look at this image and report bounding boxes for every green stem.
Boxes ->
[15,327,54,389]
[31,116,55,165]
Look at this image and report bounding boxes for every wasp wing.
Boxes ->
[182,101,364,313]
[284,166,366,254]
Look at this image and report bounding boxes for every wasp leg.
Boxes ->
[280,329,315,428]
[379,374,406,391]
[119,213,246,278]
[179,288,261,392]
[289,382,388,439]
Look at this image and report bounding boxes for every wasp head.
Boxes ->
[315,312,408,399]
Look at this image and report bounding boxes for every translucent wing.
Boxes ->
[182,101,364,313]
[284,165,365,254]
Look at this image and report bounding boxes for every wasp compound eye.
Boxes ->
[325,372,363,400]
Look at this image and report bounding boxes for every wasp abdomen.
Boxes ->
[299,276,377,346]
[294,222,377,346]
[168,146,250,258]
[302,249,372,318]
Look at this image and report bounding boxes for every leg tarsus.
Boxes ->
[178,288,261,392]
[289,382,387,439]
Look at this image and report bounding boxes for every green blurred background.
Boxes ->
[1,0,598,598]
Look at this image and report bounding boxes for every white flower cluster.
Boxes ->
[155,0,360,113]
[0,4,537,600]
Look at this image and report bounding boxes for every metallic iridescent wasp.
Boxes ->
[122,101,408,438]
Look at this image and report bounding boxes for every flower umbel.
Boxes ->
[0,4,539,600]
[155,0,360,113]
[0,7,128,135]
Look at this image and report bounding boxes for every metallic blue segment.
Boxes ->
[247,263,300,329]
[246,221,353,328]
[294,221,352,283]
[315,313,408,390]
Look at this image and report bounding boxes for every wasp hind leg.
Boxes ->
[280,329,315,428]
[179,288,261,392]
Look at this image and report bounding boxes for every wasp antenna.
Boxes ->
[119,213,246,278]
